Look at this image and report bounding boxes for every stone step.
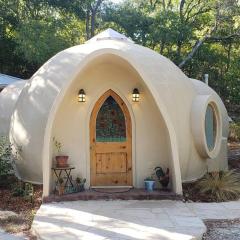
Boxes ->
[43,188,183,203]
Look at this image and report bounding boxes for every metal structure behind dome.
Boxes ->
[87,28,134,43]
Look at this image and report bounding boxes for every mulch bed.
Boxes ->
[228,142,240,169]
[0,177,42,238]
[183,142,240,203]
[0,186,42,214]
[182,182,214,202]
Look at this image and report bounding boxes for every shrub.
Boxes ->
[197,170,240,202]
[229,122,240,142]
[12,181,25,197]
[0,136,13,177]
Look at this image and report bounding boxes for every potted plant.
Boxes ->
[53,137,69,167]
[58,177,65,195]
[75,177,86,192]
[155,167,170,189]
[144,176,155,192]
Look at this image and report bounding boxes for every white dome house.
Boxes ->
[0,29,228,197]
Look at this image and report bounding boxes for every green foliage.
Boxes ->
[144,176,155,181]
[0,136,13,177]
[229,122,240,142]
[12,181,25,197]
[12,181,34,201]
[53,137,62,155]
[197,170,240,202]
[76,177,86,184]
[15,15,84,65]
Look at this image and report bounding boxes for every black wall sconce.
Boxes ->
[132,88,140,102]
[78,89,86,102]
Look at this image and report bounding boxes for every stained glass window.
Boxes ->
[96,96,126,142]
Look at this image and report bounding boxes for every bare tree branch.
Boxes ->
[178,30,240,68]
[178,25,217,68]
[89,0,104,38]
[207,32,240,42]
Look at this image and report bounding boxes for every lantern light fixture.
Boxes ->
[78,89,86,102]
[132,88,140,102]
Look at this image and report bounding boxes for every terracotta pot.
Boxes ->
[56,156,69,167]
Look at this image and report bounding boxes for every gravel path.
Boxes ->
[203,219,240,240]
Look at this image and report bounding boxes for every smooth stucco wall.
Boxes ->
[51,56,172,189]
[0,81,26,136]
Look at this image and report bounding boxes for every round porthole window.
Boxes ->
[205,104,217,151]
[191,96,222,159]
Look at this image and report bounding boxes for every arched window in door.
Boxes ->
[96,96,126,142]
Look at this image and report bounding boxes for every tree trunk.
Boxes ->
[90,10,96,38]
[85,8,90,40]
[177,0,185,60]
[226,42,232,72]
[90,0,104,38]
[160,39,165,54]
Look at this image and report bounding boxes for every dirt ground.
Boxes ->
[0,180,42,238]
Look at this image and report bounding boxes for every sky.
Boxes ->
[110,0,124,3]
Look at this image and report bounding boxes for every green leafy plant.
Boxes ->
[12,181,34,200]
[24,182,34,202]
[229,122,240,142]
[197,170,240,202]
[12,180,25,197]
[76,177,86,185]
[0,136,13,177]
[53,137,62,155]
[144,176,155,181]
[75,177,86,192]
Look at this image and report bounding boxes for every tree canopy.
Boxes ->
[0,0,239,104]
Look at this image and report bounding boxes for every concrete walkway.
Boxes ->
[31,200,240,240]
[0,229,25,240]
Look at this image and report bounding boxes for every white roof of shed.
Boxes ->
[0,73,23,87]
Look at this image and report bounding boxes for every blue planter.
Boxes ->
[144,180,155,192]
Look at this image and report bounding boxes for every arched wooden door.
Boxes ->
[90,90,132,186]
